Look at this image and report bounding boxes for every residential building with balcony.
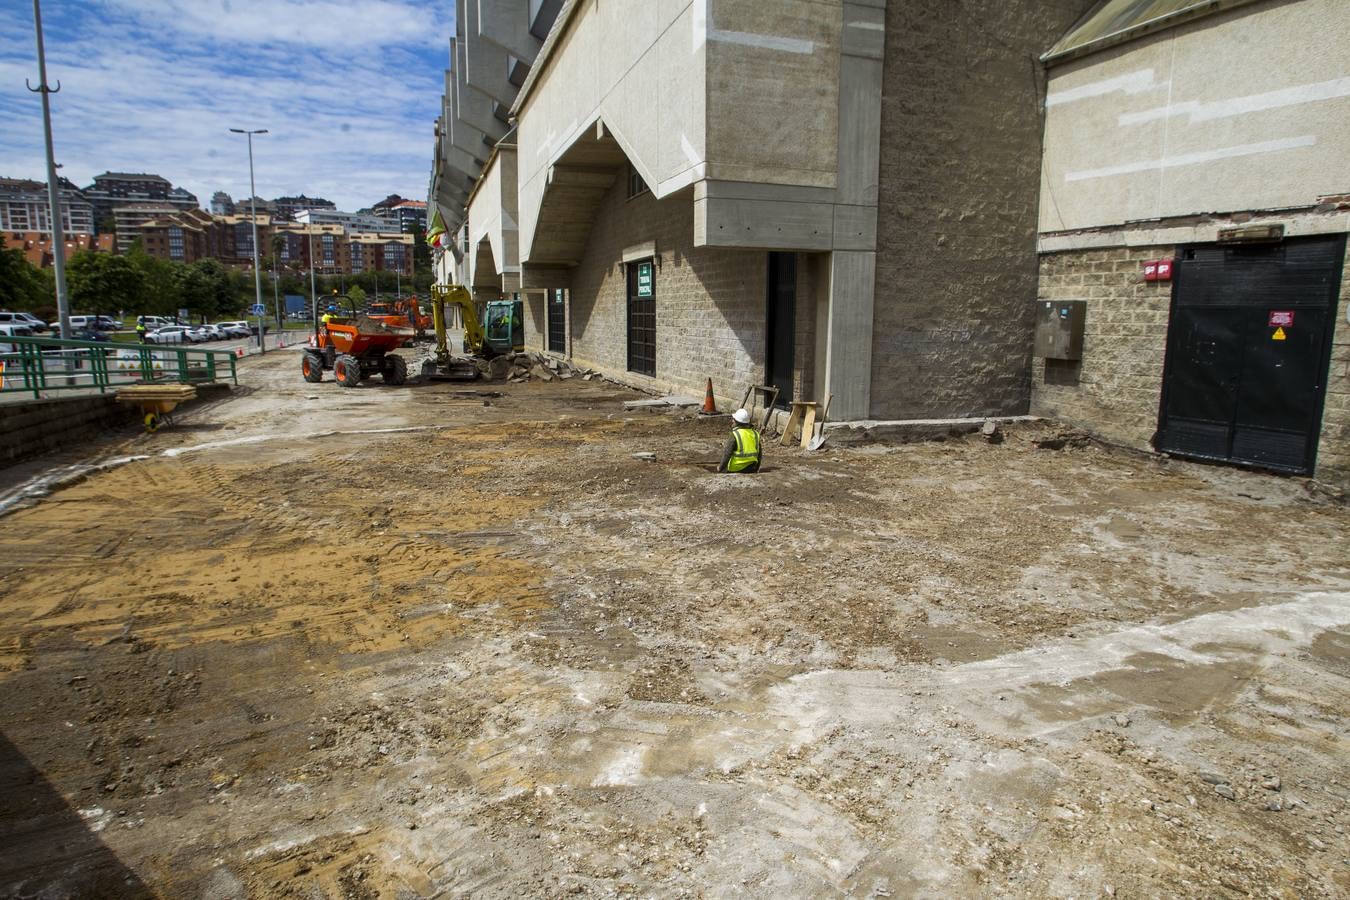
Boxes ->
[0,177,95,236]
[347,232,415,277]
[83,172,197,231]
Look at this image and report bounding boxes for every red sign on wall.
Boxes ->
[1268,310,1295,328]
[1143,259,1174,282]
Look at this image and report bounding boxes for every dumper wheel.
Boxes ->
[384,355,407,386]
[301,352,324,383]
[335,354,363,388]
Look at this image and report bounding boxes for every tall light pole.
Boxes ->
[27,0,70,339]
[229,127,268,351]
[308,230,318,325]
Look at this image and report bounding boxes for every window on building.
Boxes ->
[168,227,184,260]
[626,164,649,200]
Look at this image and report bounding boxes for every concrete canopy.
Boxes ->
[521,123,626,267]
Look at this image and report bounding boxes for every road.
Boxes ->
[0,348,1346,898]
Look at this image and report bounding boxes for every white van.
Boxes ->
[69,315,97,329]
[0,311,47,331]
[137,315,172,330]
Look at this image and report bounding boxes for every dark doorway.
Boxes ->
[627,259,656,377]
[547,289,566,354]
[766,252,796,408]
[1157,234,1344,475]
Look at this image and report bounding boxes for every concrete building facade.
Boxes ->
[1030,0,1350,486]
[431,0,1094,422]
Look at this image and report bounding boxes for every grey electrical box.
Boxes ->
[1034,300,1085,360]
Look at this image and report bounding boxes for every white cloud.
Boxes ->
[100,0,449,50]
[0,1,453,212]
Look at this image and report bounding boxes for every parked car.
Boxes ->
[146,325,202,344]
[217,320,263,338]
[71,328,109,342]
[137,315,173,330]
[196,324,226,341]
[95,316,123,331]
[215,321,251,338]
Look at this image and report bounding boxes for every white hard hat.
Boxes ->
[732,408,751,424]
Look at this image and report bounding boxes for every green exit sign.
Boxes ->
[636,261,654,297]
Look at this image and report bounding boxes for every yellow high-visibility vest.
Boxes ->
[727,426,761,472]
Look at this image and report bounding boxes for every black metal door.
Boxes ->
[1157,234,1344,474]
[547,289,565,354]
[766,252,796,407]
[627,260,655,376]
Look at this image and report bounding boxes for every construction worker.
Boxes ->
[321,305,337,328]
[718,408,762,473]
[135,321,148,342]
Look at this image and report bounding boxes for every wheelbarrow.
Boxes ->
[116,384,197,433]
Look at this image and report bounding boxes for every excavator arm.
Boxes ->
[429,283,485,361]
[426,283,487,380]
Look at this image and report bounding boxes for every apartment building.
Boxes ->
[347,232,415,276]
[294,208,392,233]
[7,232,114,268]
[0,177,95,236]
[83,172,197,231]
[138,209,225,264]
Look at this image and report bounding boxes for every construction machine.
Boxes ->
[423,284,524,380]
[301,294,411,387]
[365,297,432,336]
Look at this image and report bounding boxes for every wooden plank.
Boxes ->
[799,405,817,449]
[780,404,804,446]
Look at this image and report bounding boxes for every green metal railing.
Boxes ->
[0,335,239,399]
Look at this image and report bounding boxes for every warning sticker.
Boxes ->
[1269,310,1295,327]
[1272,327,1287,341]
[0,360,5,389]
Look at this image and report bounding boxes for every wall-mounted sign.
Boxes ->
[1143,259,1174,282]
[1268,310,1295,328]
[636,261,654,298]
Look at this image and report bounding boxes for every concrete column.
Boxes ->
[823,251,876,420]
[822,1,884,422]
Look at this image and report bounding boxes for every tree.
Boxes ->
[347,284,367,308]
[66,251,144,317]
[0,234,49,310]
[180,259,233,321]
[126,243,183,317]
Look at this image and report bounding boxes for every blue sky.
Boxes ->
[0,0,454,212]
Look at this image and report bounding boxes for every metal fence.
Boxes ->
[0,335,238,399]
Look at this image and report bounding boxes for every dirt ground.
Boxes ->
[0,347,1347,899]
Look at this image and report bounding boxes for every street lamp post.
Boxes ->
[229,127,268,352]
[27,0,70,339]
[308,231,318,326]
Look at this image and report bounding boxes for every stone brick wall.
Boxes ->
[1029,245,1176,449]
[1033,241,1350,490]
[871,0,1096,420]
[568,183,768,409]
[1314,240,1350,487]
[0,395,137,464]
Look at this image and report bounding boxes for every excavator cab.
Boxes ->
[481,298,524,356]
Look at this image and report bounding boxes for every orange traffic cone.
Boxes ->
[701,378,717,414]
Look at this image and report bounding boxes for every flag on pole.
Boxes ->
[426,207,447,248]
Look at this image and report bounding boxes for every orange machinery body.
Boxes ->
[365,299,431,332]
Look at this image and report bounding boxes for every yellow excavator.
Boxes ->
[424,283,524,380]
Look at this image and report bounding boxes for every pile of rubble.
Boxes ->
[485,352,606,384]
